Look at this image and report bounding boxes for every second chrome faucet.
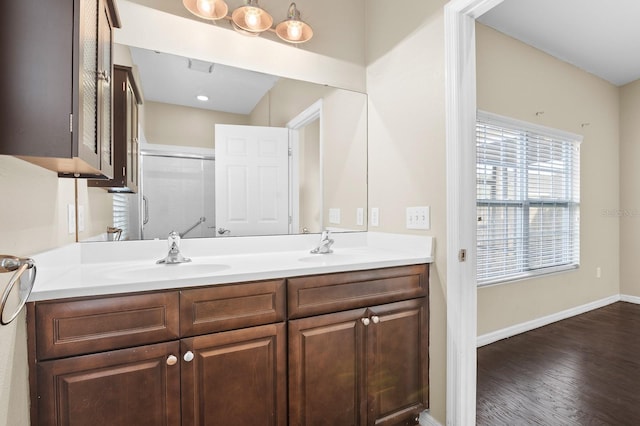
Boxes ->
[310,230,334,254]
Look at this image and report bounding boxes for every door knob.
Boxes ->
[183,351,195,362]
[166,355,178,366]
[371,315,380,324]
[361,317,370,326]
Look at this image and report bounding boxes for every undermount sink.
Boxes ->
[106,261,230,281]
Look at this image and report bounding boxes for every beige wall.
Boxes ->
[127,0,366,68]
[365,1,448,422]
[299,119,321,233]
[476,24,621,334]
[268,79,368,231]
[620,79,640,296]
[143,101,250,148]
[0,156,77,426]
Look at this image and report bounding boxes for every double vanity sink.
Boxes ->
[27,232,433,425]
[29,231,433,301]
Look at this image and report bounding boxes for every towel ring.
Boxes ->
[0,255,36,326]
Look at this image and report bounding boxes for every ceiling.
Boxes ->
[127,46,279,114]
[477,0,640,87]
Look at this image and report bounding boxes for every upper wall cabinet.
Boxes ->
[89,65,142,192]
[0,0,121,178]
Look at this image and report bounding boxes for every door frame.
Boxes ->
[444,0,504,424]
[286,99,324,234]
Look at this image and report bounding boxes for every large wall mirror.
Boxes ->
[78,0,367,241]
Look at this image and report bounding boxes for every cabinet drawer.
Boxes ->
[287,264,428,319]
[35,291,180,360]
[180,279,286,336]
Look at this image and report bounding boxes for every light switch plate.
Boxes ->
[370,207,379,227]
[329,208,341,224]
[356,207,364,226]
[406,206,430,230]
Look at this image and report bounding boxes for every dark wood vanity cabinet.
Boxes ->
[89,65,142,192]
[288,265,429,426]
[0,0,120,178]
[29,291,181,425]
[28,279,287,426]
[181,323,287,425]
[36,341,182,426]
[28,265,428,426]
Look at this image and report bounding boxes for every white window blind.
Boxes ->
[112,193,130,241]
[476,111,581,286]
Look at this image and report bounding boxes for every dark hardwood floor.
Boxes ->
[477,302,640,425]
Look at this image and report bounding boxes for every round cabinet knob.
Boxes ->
[361,317,371,326]
[166,355,178,366]
[371,315,380,324]
[183,351,195,362]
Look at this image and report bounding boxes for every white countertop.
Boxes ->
[29,232,434,301]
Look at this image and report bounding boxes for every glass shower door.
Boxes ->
[141,154,215,240]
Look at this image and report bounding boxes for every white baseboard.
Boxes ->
[477,294,621,347]
[419,410,443,426]
[620,294,640,305]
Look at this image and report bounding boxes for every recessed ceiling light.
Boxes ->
[196,95,209,102]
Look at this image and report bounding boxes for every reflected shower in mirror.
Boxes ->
[82,44,367,241]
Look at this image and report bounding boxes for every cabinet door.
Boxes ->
[127,81,139,191]
[0,0,73,159]
[36,341,181,426]
[366,298,428,426]
[97,0,114,177]
[289,308,368,426]
[181,323,287,426]
[77,0,101,170]
[76,0,114,176]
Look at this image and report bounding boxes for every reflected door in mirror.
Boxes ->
[215,125,289,237]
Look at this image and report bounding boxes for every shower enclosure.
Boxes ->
[140,147,215,240]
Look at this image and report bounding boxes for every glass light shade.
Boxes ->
[275,3,313,43]
[183,0,228,20]
[231,0,273,33]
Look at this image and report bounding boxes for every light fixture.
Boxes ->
[231,0,273,33]
[183,0,228,20]
[275,3,313,43]
[183,0,313,44]
[196,95,209,101]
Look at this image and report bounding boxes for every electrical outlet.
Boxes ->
[67,204,76,234]
[406,206,430,230]
[329,208,341,224]
[596,267,601,278]
[78,205,85,232]
[356,208,364,226]
[370,207,379,227]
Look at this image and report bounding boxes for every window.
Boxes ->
[476,111,581,286]
[112,193,131,241]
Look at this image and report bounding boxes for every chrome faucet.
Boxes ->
[157,231,191,264]
[310,230,334,254]
[107,226,122,241]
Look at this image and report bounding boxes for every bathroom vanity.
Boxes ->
[26,233,432,426]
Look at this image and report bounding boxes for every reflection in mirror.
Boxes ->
[81,44,367,241]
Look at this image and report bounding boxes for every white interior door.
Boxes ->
[215,124,289,236]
